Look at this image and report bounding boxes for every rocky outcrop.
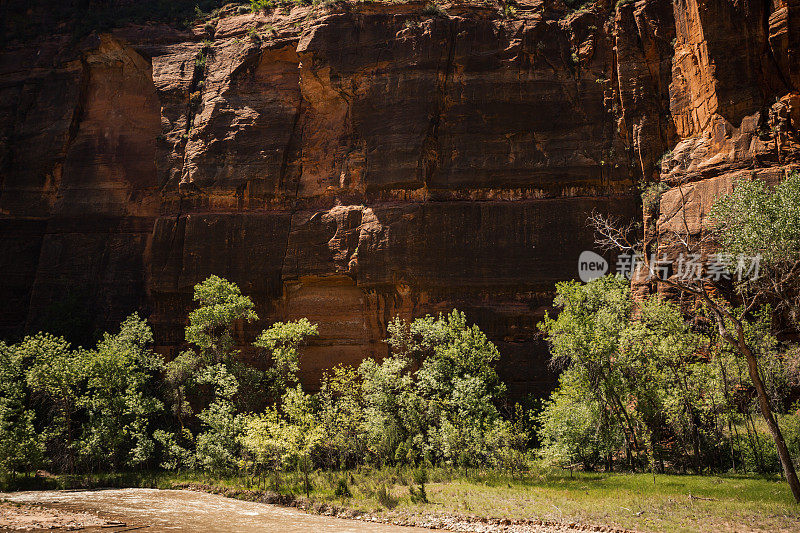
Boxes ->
[649,0,800,299]
[1,0,797,396]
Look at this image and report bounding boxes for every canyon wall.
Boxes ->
[652,0,800,299]
[1,0,797,396]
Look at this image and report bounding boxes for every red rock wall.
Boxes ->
[651,0,800,297]
[1,0,796,396]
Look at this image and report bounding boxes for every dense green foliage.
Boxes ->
[709,171,800,327]
[709,172,800,269]
[538,276,799,474]
[4,316,166,474]
[1,271,797,494]
[236,310,519,495]
[0,276,518,491]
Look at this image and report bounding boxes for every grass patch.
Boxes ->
[4,468,797,532]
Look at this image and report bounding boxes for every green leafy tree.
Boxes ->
[0,341,43,479]
[360,310,506,467]
[537,369,621,470]
[239,407,288,490]
[705,171,800,500]
[485,404,532,474]
[163,350,202,432]
[160,276,257,470]
[358,352,414,464]
[240,387,323,497]
[620,296,713,472]
[77,314,164,471]
[317,365,366,469]
[195,363,244,471]
[539,276,644,464]
[153,428,196,471]
[414,310,507,468]
[279,385,324,497]
[23,334,85,473]
[591,172,800,499]
[185,274,258,364]
[160,276,317,472]
[254,318,318,403]
[709,171,800,326]
[539,276,743,473]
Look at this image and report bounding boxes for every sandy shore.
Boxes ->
[0,500,127,531]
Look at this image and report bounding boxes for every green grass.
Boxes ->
[410,471,798,532]
[5,468,798,532]
[298,468,800,532]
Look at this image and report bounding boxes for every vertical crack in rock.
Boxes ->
[762,1,795,93]
[178,43,211,198]
[278,66,305,289]
[418,19,457,188]
[279,97,303,199]
[64,55,91,188]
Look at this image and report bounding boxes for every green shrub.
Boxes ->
[376,483,398,508]
[740,427,782,474]
[250,0,274,12]
[334,478,352,497]
[499,4,517,18]
[657,149,673,167]
[640,181,669,218]
[422,2,446,17]
[409,467,428,503]
[194,52,208,77]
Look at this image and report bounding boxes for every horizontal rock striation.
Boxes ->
[1,0,796,396]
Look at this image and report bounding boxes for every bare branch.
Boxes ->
[587,212,641,254]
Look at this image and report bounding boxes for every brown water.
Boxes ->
[1,488,433,532]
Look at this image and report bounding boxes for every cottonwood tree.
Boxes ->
[0,341,43,478]
[160,275,318,472]
[78,314,164,471]
[359,310,507,468]
[162,275,259,471]
[23,334,85,473]
[239,407,288,490]
[589,171,800,501]
[254,318,318,404]
[539,276,717,473]
[317,365,366,469]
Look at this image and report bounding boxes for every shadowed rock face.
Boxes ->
[1,0,797,396]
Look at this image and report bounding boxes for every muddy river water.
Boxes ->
[1,488,433,532]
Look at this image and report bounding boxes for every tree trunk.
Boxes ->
[737,329,800,502]
[728,419,737,473]
[303,458,310,498]
[698,289,800,502]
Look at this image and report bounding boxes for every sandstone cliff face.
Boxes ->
[651,0,800,296]
[1,0,796,396]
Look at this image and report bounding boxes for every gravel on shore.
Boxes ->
[0,500,126,531]
[175,482,637,533]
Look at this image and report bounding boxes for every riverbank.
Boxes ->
[1,488,432,532]
[4,469,798,533]
[0,500,125,530]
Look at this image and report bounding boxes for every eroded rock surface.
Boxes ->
[1,0,797,395]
